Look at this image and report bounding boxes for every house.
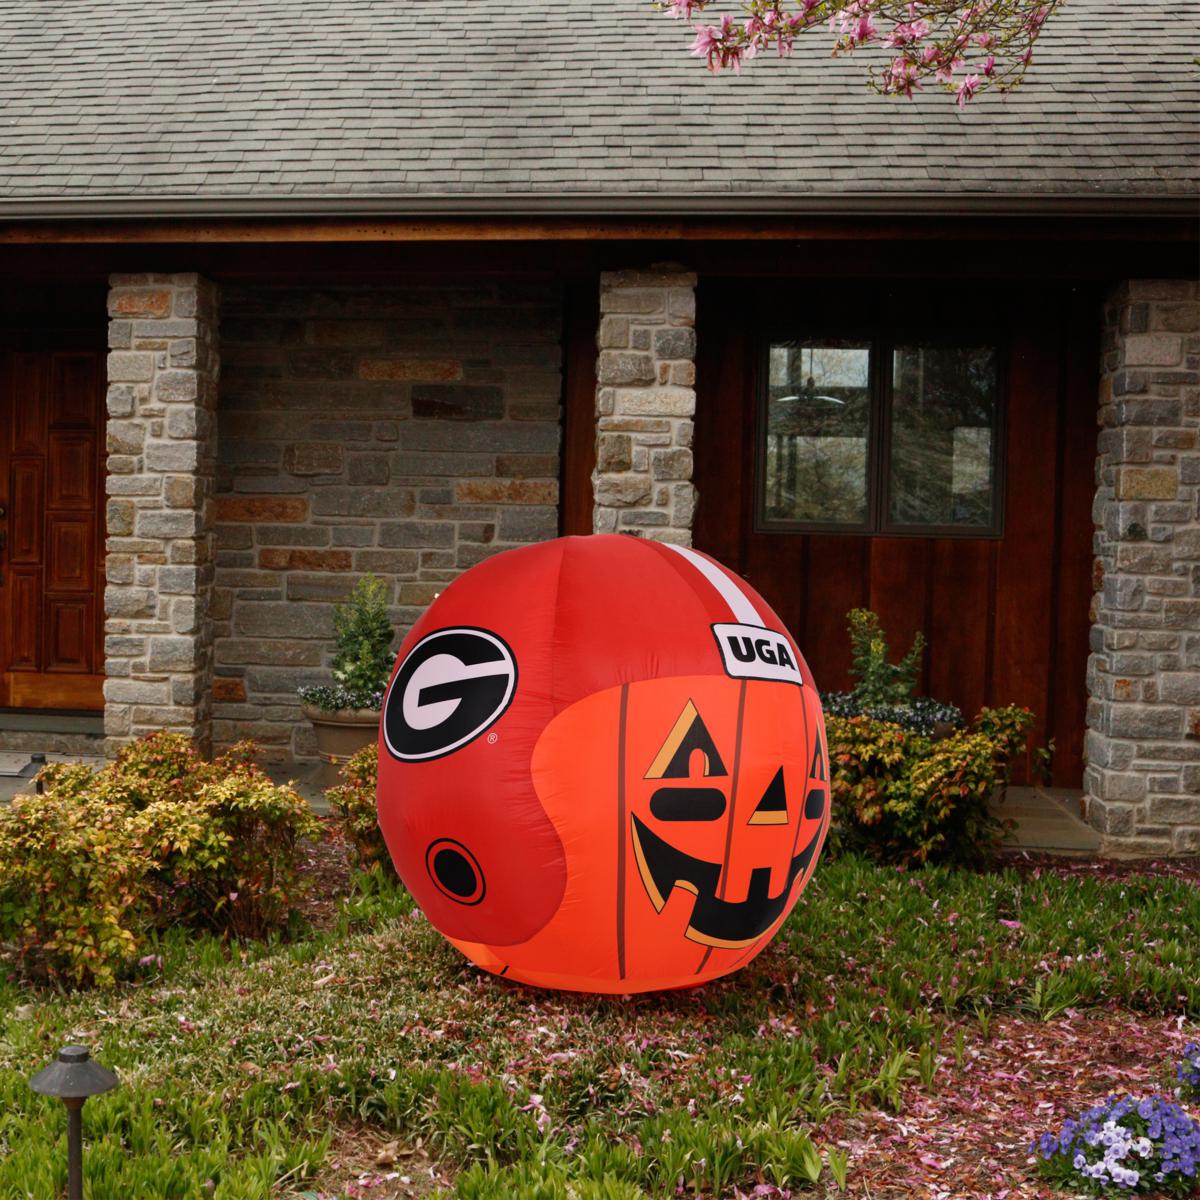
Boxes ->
[0,0,1196,854]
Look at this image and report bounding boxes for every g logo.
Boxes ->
[383,627,517,762]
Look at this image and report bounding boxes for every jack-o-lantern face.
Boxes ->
[628,690,824,951]
[514,673,825,990]
[376,534,829,994]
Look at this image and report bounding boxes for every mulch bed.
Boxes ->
[302,1126,447,1199]
[1001,850,1200,887]
[297,819,355,930]
[817,1011,1198,1200]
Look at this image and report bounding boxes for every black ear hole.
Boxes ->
[426,839,486,905]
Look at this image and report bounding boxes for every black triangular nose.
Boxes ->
[748,766,788,824]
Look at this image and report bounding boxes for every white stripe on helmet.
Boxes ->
[661,542,763,628]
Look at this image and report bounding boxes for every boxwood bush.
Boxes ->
[821,608,965,736]
[825,705,1034,867]
[821,690,964,736]
[817,609,1036,866]
[0,733,322,987]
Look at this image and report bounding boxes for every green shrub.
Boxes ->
[164,753,324,939]
[299,574,395,712]
[0,789,154,987]
[822,609,964,734]
[846,607,924,708]
[0,733,323,987]
[112,730,208,790]
[325,743,394,878]
[826,705,1034,867]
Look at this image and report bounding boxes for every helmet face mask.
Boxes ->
[377,535,829,995]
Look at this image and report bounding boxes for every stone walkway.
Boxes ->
[995,785,1101,856]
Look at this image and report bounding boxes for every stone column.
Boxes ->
[1086,280,1200,855]
[104,274,219,754]
[593,265,697,544]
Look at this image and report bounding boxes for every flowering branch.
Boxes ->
[657,0,1061,105]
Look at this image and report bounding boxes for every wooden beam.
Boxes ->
[559,279,600,537]
[0,236,1193,294]
[0,214,1194,245]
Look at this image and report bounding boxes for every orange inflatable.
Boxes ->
[377,534,829,993]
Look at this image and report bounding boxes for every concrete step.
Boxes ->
[994,785,1101,854]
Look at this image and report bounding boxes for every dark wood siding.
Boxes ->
[560,279,600,536]
[694,281,1098,788]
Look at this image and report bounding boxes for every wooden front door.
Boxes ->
[0,348,106,710]
[694,281,1097,788]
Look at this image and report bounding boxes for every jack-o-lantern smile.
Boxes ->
[630,810,823,949]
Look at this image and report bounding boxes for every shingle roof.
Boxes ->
[0,0,1196,217]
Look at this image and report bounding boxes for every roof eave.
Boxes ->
[0,191,1195,222]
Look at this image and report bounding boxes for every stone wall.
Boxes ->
[1086,279,1200,855]
[592,266,697,545]
[105,273,219,753]
[213,283,562,759]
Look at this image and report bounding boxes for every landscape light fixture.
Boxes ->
[29,1045,119,1200]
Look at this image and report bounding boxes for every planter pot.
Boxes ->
[301,704,380,788]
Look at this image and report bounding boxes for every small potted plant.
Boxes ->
[821,608,963,737]
[299,575,395,777]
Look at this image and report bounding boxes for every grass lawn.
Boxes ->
[0,835,1197,1199]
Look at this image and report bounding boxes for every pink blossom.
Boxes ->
[950,74,979,105]
[1024,4,1050,33]
[689,22,720,59]
[853,14,878,41]
[658,0,1060,102]
[936,55,964,82]
[690,15,746,73]
[886,19,930,46]
[883,56,923,96]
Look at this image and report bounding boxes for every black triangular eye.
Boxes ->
[747,767,788,826]
[644,700,728,780]
[809,737,826,781]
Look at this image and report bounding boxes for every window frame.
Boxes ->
[754,329,1008,540]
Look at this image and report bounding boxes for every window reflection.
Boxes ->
[764,342,872,525]
[888,346,998,528]
[759,338,1002,536]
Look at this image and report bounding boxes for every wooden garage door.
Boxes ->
[693,282,1097,788]
[0,348,106,710]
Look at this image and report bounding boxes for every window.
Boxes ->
[760,338,1002,536]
